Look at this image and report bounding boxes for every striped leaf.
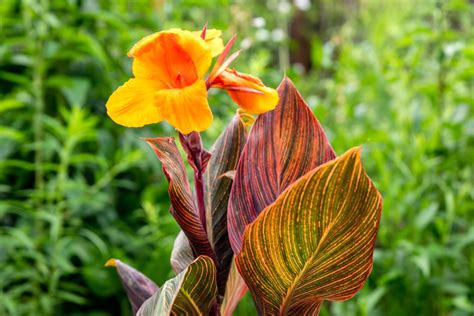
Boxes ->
[228,77,336,253]
[170,230,194,274]
[145,138,216,261]
[235,148,383,315]
[105,259,159,314]
[220,258,248,316]
[137,256,217,316]
[205,113,248,294]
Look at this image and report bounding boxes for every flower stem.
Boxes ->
[194,169,207,233]
[178,132,212,235]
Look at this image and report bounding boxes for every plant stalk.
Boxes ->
[194,167,207,234]
[178,132,211,235]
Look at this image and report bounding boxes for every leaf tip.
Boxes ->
[353,145,363,155]
[237,109,255,126]
[343,146,362,159]
[200,22,208,39]
[218,170,236,180]
[144,136,176,147]
[341,146,364,169]
[278,75,294,90]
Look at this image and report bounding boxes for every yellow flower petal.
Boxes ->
[156,79,213,134]
[130,29,212,83]
[106,78,166,127]
[193,29,224,57]
[213,69,279,114]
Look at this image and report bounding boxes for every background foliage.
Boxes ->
[1,0,473,315]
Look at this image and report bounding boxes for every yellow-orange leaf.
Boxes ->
[137,256,217,316]
[235,147,383,315]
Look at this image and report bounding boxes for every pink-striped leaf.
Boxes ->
[137,256,217,316]
[170,230,194,274]
[220,258,248,316]
[235,148,383,315]
[228,77,336,253]
[145,137,216,261]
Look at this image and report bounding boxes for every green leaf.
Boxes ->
[205,112,248,294]
[137,256,217,316]
[46,75,90,107]
[0,126,25,141]
[0,98,25,114]
[146,137,216,262]
[105,259,159,314]
[236,148,383,315]
[228,77,336,253]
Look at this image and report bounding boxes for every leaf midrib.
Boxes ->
[278,165,349,315]
[176,288,201,315]
[278,221,331,315]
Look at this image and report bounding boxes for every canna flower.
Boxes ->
[106,29,215,134]
[106,27,278,134]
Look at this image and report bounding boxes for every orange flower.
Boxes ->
[106,27,279,134]
[106,29,214,134]
[211,68,279,114]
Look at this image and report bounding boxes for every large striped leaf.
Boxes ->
[137,256,217,316]
[236,148,383,315]
[105,259,159,314]
[146,138,216,261]
[205,112,248,294]
[228,77,336,253]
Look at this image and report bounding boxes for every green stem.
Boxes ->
[435,0,447,112]
[24,0,46,207]
[24,1,56,313]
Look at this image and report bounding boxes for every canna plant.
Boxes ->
[104,25,383,315]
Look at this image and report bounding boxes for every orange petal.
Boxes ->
[193,29,224,57]
[106,78,166,127]
[213,69,279,114]
[156,79,213,134]
[130,29,212,85]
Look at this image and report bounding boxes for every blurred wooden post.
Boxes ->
[288,0,360,73]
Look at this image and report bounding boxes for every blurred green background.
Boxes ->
[1,0,473,315]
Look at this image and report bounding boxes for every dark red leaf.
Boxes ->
[228,77,336,253]
[145,137,216,261]
[205,113,248,295]
[105,259,159,314]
